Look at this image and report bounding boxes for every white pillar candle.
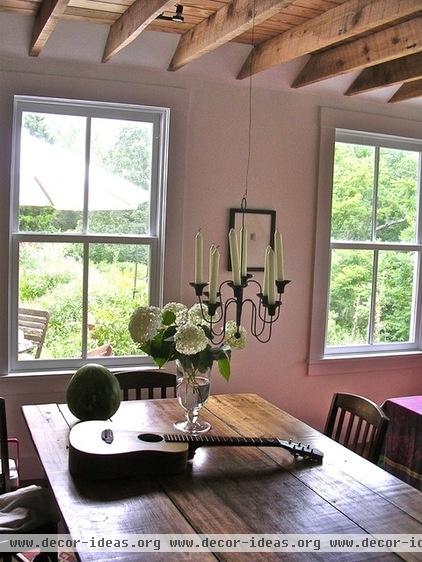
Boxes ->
[194,230,203,284]
[229,228,241,286]
[263,246,271,297]
[208,244,215,279]
[240,226,248,277]
[209,247,220,305]
[274,229,284,282]
[267,247,276,305]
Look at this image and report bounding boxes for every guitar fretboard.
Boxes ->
[164,434,279,447]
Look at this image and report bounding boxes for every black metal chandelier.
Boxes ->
[190,196,290,344]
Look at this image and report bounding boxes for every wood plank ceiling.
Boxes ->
[1,0,422,102]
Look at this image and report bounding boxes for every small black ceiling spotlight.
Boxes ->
[157,4,184,23]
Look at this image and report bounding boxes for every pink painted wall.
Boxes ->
[177,86,422,430]
[0,35,421,475]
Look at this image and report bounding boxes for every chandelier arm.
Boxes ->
[272,300,282,323]
[256,305,270,337]
[238,298,265,338]
[243,298,260,338]
[206,297,238,345]
[257,299,270,323]
[254,318,274,344]
[247,278,262,292]
[218,279,233,296]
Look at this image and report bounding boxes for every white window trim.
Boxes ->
[309,108,422,376]
[9,96,170,373]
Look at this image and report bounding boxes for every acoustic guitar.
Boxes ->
[68,420,323,479]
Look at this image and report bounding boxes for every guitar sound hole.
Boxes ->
[138,433,163,443]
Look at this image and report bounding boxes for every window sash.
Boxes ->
[9,96,169,373]
[316,126,422,359]
[325,245,421,354]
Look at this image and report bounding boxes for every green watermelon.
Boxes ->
[66,363,121,421]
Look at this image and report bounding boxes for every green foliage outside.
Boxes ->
[18,113,152,360]
[328,143,418,347]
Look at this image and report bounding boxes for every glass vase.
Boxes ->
[173,360,211,434]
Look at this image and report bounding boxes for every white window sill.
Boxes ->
[308,351,422,376]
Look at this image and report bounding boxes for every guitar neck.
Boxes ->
[164,434,280,447]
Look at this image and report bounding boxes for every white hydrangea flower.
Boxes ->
[174,322,208,355]
[188,303,212,326]
[225,320,247,350]
[129,306,161,345]
[162,302,188,326]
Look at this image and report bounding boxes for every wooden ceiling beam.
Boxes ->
[30,0,69,56]
[346,52,422,96]
[102,0,175,63]
[292,17,422,88]
[168,0,296,72]
[389,78,422,103]
[237,0,422,80]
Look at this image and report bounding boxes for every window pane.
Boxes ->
[18,242,83,360]
[19,112,85,233]
[88,119,153,235]
[331,143,375,242]
[88,244,150,357]
[374,251,416,343]
[327,249,373,347]
[376,148,419,243]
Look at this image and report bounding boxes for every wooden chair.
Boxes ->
[114,370,176,400]
[0,398,57,562]
[324,392,389,464]
[18,309,50,359]
[87,343,113,357]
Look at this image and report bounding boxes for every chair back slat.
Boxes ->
[324,393,389,464]
[334,409,346,442]
[344,413,355,447]
[114,370,177,401]
[358,420,371,457]
[351,417,363,452]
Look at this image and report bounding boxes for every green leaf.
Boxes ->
[218,357,231,381]
[163,325,177,339]
[139,342,151,356]
[162,310,176,326]
[201,325,212,339]
[154,356,168,368]
[197,347,214,373]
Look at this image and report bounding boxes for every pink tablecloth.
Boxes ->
[382,395,422,491]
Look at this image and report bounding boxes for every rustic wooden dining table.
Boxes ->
[22,393,422,562]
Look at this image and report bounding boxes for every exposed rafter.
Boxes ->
[389,78,422,103]
[292,17,422,88]
[237,0,422,80]
[346,52,422,96]
[102,0,175,63]
[30,0,69,56]
[169,0,296,72]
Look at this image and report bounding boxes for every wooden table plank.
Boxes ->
[22,394,422,562]
[205,394,422,519]
[204,394,422,562]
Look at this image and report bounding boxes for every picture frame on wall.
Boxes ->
[228,208,276,272]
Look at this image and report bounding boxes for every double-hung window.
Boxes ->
[310,109,422,371]
[10,96,169,372]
